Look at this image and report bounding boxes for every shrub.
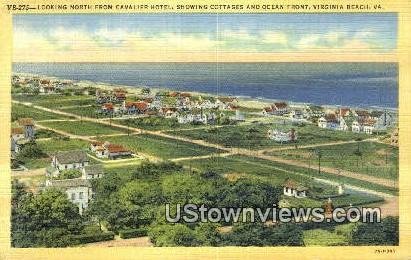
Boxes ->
[119,227,148,239]
[70,231,115,244]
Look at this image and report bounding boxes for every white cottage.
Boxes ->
[45,178,92,215]
[48,150,89,177]
[283,179,308,198]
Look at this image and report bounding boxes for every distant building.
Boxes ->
[283,179,308,198]
[262,102,288,116]
[82,164,104,179]
[48,150,89,177]
[18,118,36,139]
[267,129,297,143]
[90,141,132,159]
[351,119,376,134]
[45,178,92,215]
[318,114,348,131]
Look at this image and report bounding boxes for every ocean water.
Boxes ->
[13,62,398,108]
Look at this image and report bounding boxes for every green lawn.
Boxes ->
[168,119,368,150]
[303,228,350,246]
[40,121,126,136]
[60,105,104,118]
[115,117,205,131]
[267,141,398,180]
[12,94,95,109]
[37,138,89,154]
[100,134,222,159]
[12,103,73,121]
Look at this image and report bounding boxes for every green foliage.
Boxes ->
[149,224,198,247]
[223,222,304,246]
[70,231,115,244]
[350,216,399,246]
[17,142,47,159]
[119,227,148,239]
[11,186,85,247]
[54,169,82,180]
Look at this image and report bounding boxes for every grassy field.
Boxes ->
[168,119,368,150]
[186,155,397,196]
[60,105,104,118]
[267,141,398,180]
[40,121,126,136]
[12,94,95,109]
[115,117,205,131]
[12,103,73,121]
[303,228,349,246]
[100,134,222,159]
[37,138,89,154]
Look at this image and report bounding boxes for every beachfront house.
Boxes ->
[216,97,239,110]
[318,114,348,131]
[48,150,90,177]
[262,102,289,116]
[351,119,376,134]
[353,110,370,120]
[45,178,92,215]
[283,179,308,198]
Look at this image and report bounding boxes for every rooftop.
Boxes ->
[54,150,89,164]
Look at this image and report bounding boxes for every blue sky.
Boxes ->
[13,13,397,62]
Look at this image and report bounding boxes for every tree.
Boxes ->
[351,216,399,246]
[194,223,221,246]
[149,224,198,246]
[11,188,84,247]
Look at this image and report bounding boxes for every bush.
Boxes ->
[70,231,115,244]
[119,227,148,239]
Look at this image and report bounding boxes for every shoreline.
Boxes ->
[13,72,398,112]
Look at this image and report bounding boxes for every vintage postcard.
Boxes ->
[0,0,411,259]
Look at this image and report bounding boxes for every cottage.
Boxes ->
[161,107,179,118]
[82,164,104,179]
[39,85,55,94]
[353,110,370,120]
[45,178,92,215]
[283,179,308,198]
[262,102,288,116]
[216,97,238,110]
[18,118,36,139]
[318,114,348,131]
[351,119,376,134]
[91,141,132,159]
[289,109,305,120]
[101,103,114,114]
[267,129,297,143]
[48,150,89,177]
[336,108,350,118]
[124,101,148,114]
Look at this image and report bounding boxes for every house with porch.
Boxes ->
[267,129,297,143]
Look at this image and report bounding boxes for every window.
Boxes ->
[65,165,67,169]
[79,192,83,199]
[71,193,75,200]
